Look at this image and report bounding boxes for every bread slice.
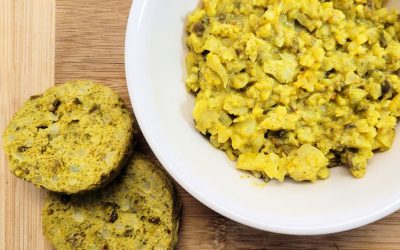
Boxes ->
[2,80,134,194]
[42,154,181,250]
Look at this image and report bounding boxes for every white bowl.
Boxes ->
[125,0,400,235]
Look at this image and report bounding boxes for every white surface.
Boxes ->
[125,0,400,235]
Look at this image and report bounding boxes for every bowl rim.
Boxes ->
[124,0,400,235]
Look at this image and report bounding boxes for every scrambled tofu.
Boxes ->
[186,0,400,182]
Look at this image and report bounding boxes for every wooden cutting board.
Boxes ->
[1,0,400,249]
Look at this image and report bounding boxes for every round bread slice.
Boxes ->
[2,80,134,194]
[42,154,181,250]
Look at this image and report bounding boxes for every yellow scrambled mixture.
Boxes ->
[186,0,400,182]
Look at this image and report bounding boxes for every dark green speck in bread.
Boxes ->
[42,153,181,250]
[2,80,135,194]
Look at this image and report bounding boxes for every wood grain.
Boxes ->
[0,0,54,250]
[55,1,400,250]
[1,0,400,249]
